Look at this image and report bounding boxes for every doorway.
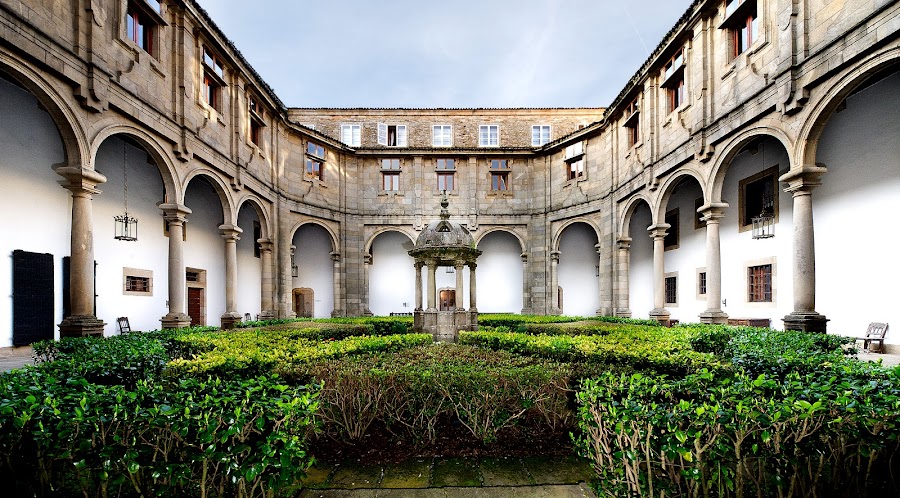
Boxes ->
[439,289,456,311]
[12,250,54,346]
[293,288,314,317]
[186,268,207,326]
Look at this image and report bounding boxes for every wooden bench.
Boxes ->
[857,322,889,353]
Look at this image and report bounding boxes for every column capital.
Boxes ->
[594,243,602,255]
[330,251,341,263]
[697,202,729,222]
[779,164,827,194]
[257,238,274,253]
[468,262,477,270]
[550,250,561,263]
[454,260,465,269]
[364,253,373,265]
[218,223,243,240]
[520,252,528,263]
[55,165,107,195]
[158,203,192,223]
[616,237,632,250]
[647,223,671,240]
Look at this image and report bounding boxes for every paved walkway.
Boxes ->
[0,346,33,372]
[297,455,596,498]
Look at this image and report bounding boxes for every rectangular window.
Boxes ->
[532,125,551,146]
[125,4,154,54]
[248,94,265,145]
[126,276,150,293]
[567,159,584,180]
[201,46,225,111]
[664,208,680,250]
[377,123,408,147]
[665,276,677,305]
[123,268,153,296]
[624,98,640,147]
[748,264,772,302]
[479,125,499,147]
[490,159,510,191]
[305,158,323,180]
[723,1,759,58]
[433,125,452,147]
[699,272,707,295]
[307,142,325,158]
[739,166,778,230]
[381,158,400,191]
[340,124,361,146]
[662,48,686,114]
[436,158,455,191]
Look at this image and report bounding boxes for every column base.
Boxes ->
[699,310,729,325]
[59,315,106,338]
[649,308,671,326]
[258,310,277,321]
[220,312,243,330]
[363,309,373,317]
[783,312,829,333]
[330,309,345,318]
[161,313,191,330]
[615,308,632,318]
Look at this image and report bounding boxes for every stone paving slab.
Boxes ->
[379,459,431,489]
[0,346,34,372]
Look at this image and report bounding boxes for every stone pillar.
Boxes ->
[219,224,243,329]
[615,237,632,317]
[698,203,728,324]
[414,262,424,310]
[549,250,561,314]
[594,243,603,316]
[56,166,107,337]
[276,208,295,319]
[780,166,829,332]
[468,263,477,311]
[454,261,465,310]
[331,252,343,317]
[648,224,671,324]
[520,252,529,314]
[159,203,192,329]
[427,261,437,311]
[362,253,373,316]
[258,239,276,320]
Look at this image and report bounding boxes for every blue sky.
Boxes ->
[198,0,689,108]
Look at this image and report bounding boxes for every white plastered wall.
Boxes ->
[557,223,600,316]
[236,204,262,320]
[475,231,520,313]
[369,231,415,316]
[815,71,900,342]
[629,204,654,319]
[292,224,334,318]
[0,75,70,347]
[660,180,707,322]
[182,179,227,327]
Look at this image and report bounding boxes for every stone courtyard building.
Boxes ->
[1,0,900,348]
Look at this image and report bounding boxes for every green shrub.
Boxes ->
[575,363,900,498]
[477,314,661,329]
[0,369,319,497]
[31,334,170,387]
[523,321,665,337]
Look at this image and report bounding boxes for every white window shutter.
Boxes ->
[377,123,387,146]
[352,125,360,146]
[397,125,407,147]
[341,125,350,145]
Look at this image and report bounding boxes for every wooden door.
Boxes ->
[293,288,314,318]
[12,250,54,346]
[439,289,455,311]
[188,287,204,326]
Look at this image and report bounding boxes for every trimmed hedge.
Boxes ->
[236,316,414,336]
[478,314,661,329]
[575,364,900,498]
[0,369,318,497]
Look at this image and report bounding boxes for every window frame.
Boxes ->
[432,125,453,147]
[200,44,226,112]
[697,268,707,300]
[304,141,326,181]
[340,124,361,147]
[664,208,680,251]
[623,97,640,147]
[721,1,760,59]
[124,0,165,56]
[747,263,773,303]
[435,158,456,192]
[738,165,779,232]
[377,123,408,147]
[123,267,153,296]
[247,93,265,146]
[531,124,551,146]
[479,124,500,147]
[664,273,678,306]
[380,158,401,192]
[661,47,687,114]
[489,159,511,191]
[566,158,584,181]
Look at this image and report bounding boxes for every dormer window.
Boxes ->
[378,124,407,147]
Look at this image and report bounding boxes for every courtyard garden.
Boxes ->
[1,315,899,497]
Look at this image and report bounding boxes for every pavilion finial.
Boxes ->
[440,190,450,220]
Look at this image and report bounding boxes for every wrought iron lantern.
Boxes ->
[291,247,299,277]
[751,213,774,239]
[114,142,138,241]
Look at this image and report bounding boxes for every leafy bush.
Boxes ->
[523,321,665,337]
[31,334,170,387]
[0,369,319,497]
[478,314,661,329]
[575,364,900,498]
[300,344,572,445]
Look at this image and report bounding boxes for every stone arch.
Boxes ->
[653,168,707,224]
[798,47,900,168]
[89,124,181,204]
[475,227,526,253]
[552,218,602,252]
[707,122,794,204]
[235,194,273,240]
[182,169,236,224]
[0,54,88,172]
[364,227,417,256]
[290,219,339,253]
[617,194,654,239]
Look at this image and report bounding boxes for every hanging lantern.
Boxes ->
[291,247,298,277]
[114,141,138,241]
[751,213,774,239]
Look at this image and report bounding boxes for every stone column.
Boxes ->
[426,261,437,311]
[330,252,343,317]
[615,237,632,317]
[469,263,478,311]
[362,253,373,316]
[276,208,295,319]
[454,261,465,310]
[414,262,424,310]
[258,239,276,320]
[780,166,829,332]
[159,203,192,329]
[698,203,728,324]
[648,223,671,323]
[549,250,561,314]
[520,252,529,314]
[56,166,107,337]
[594,243,603,316]
[219,224,243,329]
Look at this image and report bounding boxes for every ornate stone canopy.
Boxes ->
[408,195,481,265]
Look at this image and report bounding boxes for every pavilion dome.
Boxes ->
[409,195,480,257]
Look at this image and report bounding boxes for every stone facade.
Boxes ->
[1,0,900,343]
